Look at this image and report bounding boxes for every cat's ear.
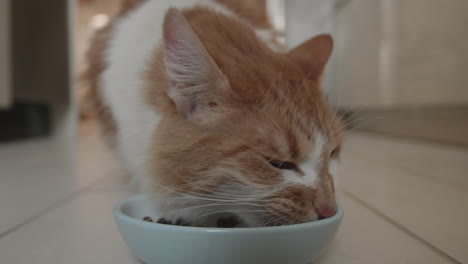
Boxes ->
[287,34,333,80]
[163,8,230,124]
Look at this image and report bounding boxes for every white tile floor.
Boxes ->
[1,122,467,264]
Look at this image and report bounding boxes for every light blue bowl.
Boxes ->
[113,194,343,264]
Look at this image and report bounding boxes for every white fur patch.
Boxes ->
[101,1,163,188]
[282,131,326,186]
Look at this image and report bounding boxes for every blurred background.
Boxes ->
[0,0,467,263]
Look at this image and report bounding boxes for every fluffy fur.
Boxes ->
[85,0,344,227]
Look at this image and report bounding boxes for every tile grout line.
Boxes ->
[343,190,463,264]
[0,173,114,240]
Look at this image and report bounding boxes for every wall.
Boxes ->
[2,0,76,142]
[395,0,468,105]
[284,0,337,97]
[11,0,71,104]
[334,0,392,108]
[335,0,468,108]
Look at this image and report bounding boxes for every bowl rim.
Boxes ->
[113,194,343,234]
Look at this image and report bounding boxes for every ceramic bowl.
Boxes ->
[113,194,343,264]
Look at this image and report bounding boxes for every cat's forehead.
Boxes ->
[224,69,342,157]
[232,108,333,160]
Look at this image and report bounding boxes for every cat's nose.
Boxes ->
[317,206,336,219]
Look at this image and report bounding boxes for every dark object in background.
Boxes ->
[10,0,70,104]
[0,0,71,143]
[0,103,50,142]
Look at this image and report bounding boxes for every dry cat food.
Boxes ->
[142,216,154,222]
[142,216,239,228]
[156,217,189,226]
[142,217,176,225]
[141,217,192,226]
[156,217,172,225]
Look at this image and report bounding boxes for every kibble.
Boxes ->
[143,216,154,222]
[157,217,173,225]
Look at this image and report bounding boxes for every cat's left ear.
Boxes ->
[287,34,333,80]
[163,8,230,126]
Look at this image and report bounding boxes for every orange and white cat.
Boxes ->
[85,0,343,227]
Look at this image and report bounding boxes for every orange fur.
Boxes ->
[87,1,343,226]
[146,7,343,224]
[214,0,270,28]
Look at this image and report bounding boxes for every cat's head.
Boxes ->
[150,9,344,227]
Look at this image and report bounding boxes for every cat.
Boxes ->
[84,0,343,227]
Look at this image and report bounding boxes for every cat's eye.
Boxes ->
[330,147,340,159]
[268,159,298,171]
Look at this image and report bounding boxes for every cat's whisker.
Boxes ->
[158,196,271,210]
[176,174,272,200]
[174,178,273,201]
[160,201,267,218]
[152,196,267,205]
[166,158,279,198]
[338,107,411,131]
[343,106,366,121]
[263,208,294,226]
[149,181,236,203]
[152,148,277,202]
[343,110,407,132]
[263,216,275,226]
[149,163,265,201]
[149,180,274,204]
[330,95,341,125]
